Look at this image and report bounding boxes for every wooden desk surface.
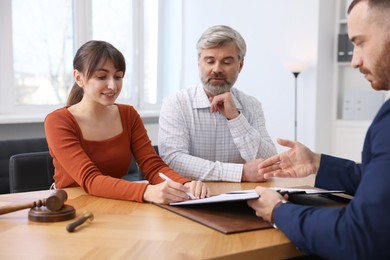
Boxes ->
[0,176,315,259]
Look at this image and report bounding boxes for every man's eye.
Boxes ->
[97,76,106,80]
[353,39,363,47]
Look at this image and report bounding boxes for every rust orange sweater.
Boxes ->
[44,104,190,202]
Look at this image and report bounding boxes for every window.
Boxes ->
[12,0,73,106]
[0,0,182,117]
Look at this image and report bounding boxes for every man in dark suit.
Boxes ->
[247,0,390,259]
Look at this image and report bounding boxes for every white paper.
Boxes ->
[169,190,258,206]
[169,187,345,206]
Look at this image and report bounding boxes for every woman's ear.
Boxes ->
[74,69,83,87]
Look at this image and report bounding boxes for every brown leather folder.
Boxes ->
[155,186,351,234]
[155,200,271,234]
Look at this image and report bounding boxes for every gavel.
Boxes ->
[0,189,68,215]
[66,211,94,232]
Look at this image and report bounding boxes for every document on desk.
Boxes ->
[169,190,259,206]
[169,187,345,206]
[157,186,347,234]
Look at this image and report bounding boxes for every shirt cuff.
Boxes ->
[222,163,243,182]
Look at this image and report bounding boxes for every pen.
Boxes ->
[159,172,196,200]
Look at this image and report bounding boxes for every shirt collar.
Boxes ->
[193,83,243,110]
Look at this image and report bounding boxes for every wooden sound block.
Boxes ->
[28,204,76,222]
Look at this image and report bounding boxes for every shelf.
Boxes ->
[337,62,352,66]
[332,0,372,161]
[333,122,368,162]
[339,19,347,24]
[334,120,371,127]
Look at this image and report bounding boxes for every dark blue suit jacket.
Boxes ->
[274,99,390,259]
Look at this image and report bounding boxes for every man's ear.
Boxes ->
[74,69,83,87]
[238,58,244,73]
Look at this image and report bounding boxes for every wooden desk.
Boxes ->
[0,176,315,259]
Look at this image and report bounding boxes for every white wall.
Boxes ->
[181,0,336,153]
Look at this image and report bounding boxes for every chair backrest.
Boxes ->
[0,138,49,194]
[122,145,158,181]
[8,145,159,193]
[9,151,54,193]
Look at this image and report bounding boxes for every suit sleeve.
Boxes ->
[272,113,390,259]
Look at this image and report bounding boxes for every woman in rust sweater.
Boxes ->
[45,40,209,203]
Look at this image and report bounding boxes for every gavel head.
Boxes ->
[44,189,68,211]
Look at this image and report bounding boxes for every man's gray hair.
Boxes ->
[196,25,246,60]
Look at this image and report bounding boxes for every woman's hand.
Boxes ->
[143,179,210,204]
[184,180,210,199]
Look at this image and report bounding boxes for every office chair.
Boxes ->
[9,151,54,193]
[0,137,49,194]
[9,145,160,192]
[122,145,159,181]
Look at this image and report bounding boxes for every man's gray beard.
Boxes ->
[202,81,232,96]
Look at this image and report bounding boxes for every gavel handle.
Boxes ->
[0,201,41,215]
[66,216,88,232]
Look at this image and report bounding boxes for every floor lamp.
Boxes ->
[283,62,308,141]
